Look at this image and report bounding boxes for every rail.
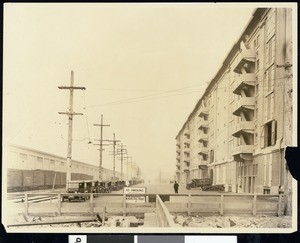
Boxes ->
[8,192,157,217]
[164,193,284,216]
[7,192,284,218]
[156,195,178,227]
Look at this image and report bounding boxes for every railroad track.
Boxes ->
[8,195,58,204]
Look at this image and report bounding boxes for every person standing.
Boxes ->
[174,181,179,193]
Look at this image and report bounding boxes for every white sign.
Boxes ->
[123,187,146,194]
[123,187,146,203]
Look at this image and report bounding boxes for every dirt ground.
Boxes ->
[173,213,292,228]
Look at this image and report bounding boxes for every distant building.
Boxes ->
[175,8,293,195]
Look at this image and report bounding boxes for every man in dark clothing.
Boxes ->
[174,181,179,193]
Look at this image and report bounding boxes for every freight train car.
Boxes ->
[7,169,67,192]
[5,145,124,192]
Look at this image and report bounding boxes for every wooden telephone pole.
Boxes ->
[123,156,132,181]
[94,115,110,180]
[106,133,120,181]
[116,144,127,180]
[58,71,85,188]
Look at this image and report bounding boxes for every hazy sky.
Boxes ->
[3,3,257,181]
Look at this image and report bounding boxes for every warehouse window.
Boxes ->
[266,65,275,93]
[50,159,55,165]
[266,35,275,66]
[253,164,258,176]
[37,157,43,163]
[210,150,214,163]
[260,120,277,148]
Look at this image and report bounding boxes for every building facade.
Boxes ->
[175,8,293,195]
[5,144,123,189]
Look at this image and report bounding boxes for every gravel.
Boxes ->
[173,214,292,228]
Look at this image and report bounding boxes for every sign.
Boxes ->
[123,187,146,203]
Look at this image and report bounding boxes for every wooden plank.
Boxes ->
[25,193,28,216]
[187,194,191,216]
[190,210,220,214]
[165,202,188,212]
[102,207,106,224]
[256,203,278,212]
[7,216,97,227]
[220,195,224,216]
[58,193,62,216]
[277,195,282,216]
[94,204,123,211]
[223,203,253,210]
[94,202,123,208]
[190,203,220,211]
[30,203,60,209]
[222,209,252,214]
[222,202,253,205]
[61,206,91,214]
[126,203,156,208]
[90,194,94,215]
[122,194,126,216]
[102,208,123,214]
[253,195,257,216]
[189,195,223,203]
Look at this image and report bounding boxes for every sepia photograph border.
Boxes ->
[2,2,298,234]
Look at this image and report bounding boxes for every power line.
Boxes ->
[87,82,208,108]
[85,75,292,108]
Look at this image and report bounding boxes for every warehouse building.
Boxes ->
[5,144,123,191]
[175,8,293,195]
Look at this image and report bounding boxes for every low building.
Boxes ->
[5,144,123,191]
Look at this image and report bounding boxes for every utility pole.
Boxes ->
[136,166,140,180]
[123,156,132,181]
[105,133,120,181]
[112,133,118,181]
[94,115,110,180]
[58,71,85,189]
[116,144,127,180]
[130,159,135,180]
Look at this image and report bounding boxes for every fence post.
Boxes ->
[102,207,106,226]
[277,195,282,216]
[58,193,62,216]
[187,194,191,216]
[123,194,126,217]
[90,193,94,215]
[220,195,224,216]
[252,194,257,216]
[25,193,29,216]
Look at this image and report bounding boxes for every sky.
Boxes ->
[3,3,257,182]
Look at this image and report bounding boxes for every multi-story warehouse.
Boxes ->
[176,8,293,195]
[5,144,124,191]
